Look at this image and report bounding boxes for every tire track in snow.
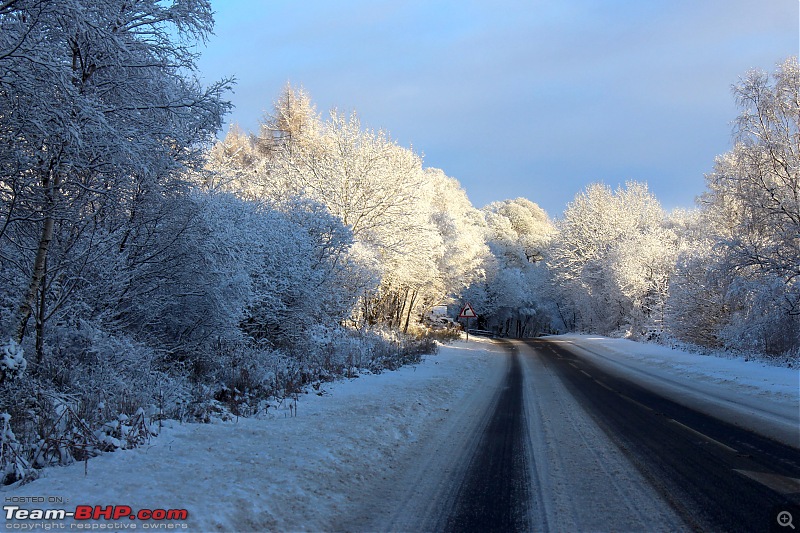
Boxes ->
[443,342,532,532]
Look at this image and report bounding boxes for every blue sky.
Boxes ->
[197,0,799,216]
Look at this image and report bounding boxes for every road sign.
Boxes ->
[459,303,477,318]
[459,303,478,342]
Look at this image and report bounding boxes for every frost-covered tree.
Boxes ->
[204,124,259,192]
[661,209,725,347]
[0,0,232,369]
[548,182,676,336]
[259,83,321,156]
[461,198,554,337]
[666,244,729,348]
[716,57,799,284]
[209,88,466,332]
[268,106,436,329]
[484,198,553,266]
[278,110,428,252]
[694,57,800,354]
[206,84,322,200]
[424,168,489,300]
[704,57,800,282]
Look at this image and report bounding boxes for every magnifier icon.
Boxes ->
[779,511,796,529]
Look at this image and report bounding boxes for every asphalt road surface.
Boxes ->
[439,338,800,532]
[528,337,800,532]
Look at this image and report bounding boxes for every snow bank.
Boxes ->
[1,338,506,532]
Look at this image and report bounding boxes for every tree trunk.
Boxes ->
[361,291,371,327]
[14,215,54,343]
[403,289,418,334]
[14,171,59,344]
[396,287,409,329]
[35,255,47,363]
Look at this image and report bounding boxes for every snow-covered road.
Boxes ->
[344,338,685,532]
[2,335,797,531]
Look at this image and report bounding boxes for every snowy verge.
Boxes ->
[549,334,800,448]
[1,338,507,532]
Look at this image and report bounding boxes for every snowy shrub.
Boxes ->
[185,324,439,420]
[30,394,104,466]
[94,409,154,452]
[0,339,26,383]
[302,325,374,377]
[0,413,33,485]
[665,233,800,358]
[40,321,185,418]
[664,243,728,348]
[719,276,800,356]
[204,341,287,418]
[356,327,432,372]
[0,320,192,480]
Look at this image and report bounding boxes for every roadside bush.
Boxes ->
[0,284,446,486]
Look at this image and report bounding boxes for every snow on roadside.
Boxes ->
[1,338,506,532]
[552,334,800,447]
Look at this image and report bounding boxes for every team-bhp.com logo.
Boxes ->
[4,505,189,529]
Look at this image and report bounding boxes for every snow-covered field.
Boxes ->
[551,334,800,448]
[2,335,797,532]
